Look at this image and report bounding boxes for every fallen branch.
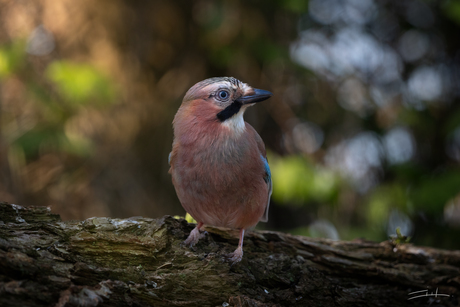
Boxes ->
[0,202,458,306]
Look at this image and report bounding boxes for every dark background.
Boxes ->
[1,0,459,249]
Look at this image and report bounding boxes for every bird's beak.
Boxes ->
[236,88,273,105]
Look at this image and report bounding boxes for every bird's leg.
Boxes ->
[183,222,205,247]
[228,228,245,263]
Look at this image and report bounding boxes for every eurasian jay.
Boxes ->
[169,77,272,263]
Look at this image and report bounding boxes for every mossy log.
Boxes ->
[0,202,458,307]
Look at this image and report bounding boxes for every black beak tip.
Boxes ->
[256,89,273,98]
[239,88,273,104]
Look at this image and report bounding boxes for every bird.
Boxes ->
[169,77,272,263]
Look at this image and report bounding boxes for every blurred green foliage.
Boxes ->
[269,152,339,206]
[280,0,310,13]
[443,0,460,25]
[13,128,78,157]
[0,0,459,250]
[2,40,117,161]
[0,40,25,78]
[366,184,408,229]
[410,170,460,214]
[46,61,116,105]
[5,55,116,158]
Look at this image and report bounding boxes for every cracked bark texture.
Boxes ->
[0,202,459,307]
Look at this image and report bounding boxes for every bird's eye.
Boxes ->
[217,90,229,100]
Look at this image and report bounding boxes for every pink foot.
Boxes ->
[183,222,205,247]
[228,246,243,264]
[226,229,245,264]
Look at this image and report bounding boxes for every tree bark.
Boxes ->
[0,202,458,307]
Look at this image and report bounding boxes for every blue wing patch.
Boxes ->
[262,156,271,184]
[260,155,272,222]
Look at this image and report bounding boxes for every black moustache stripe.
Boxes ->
[217,101,242,122]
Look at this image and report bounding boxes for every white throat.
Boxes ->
[221,107,247,136]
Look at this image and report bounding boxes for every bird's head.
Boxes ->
[178,77,272,134]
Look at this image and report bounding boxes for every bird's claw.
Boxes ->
[183,227,207,247]
[226,246,243,264]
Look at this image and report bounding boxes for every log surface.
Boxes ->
[0,202,458,306]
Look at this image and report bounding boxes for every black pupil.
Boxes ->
[219,91,228,99]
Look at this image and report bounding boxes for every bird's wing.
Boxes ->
[168,150,175,175]
[246,124,271,222]
[260,154,272,222]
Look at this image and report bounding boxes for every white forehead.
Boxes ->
[202,80,252,94]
